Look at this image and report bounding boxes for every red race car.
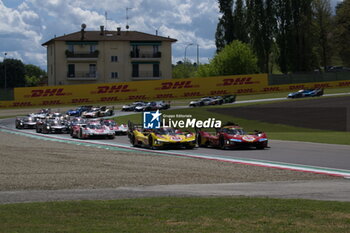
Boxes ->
[197,125,268,149]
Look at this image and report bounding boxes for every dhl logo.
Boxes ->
[217,77,256,86]
[30,88,68,97]
[156,81,196,90]
[96,85,134,94]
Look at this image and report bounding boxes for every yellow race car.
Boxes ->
[128,123,196,149]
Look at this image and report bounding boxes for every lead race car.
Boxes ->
[127,122,196,149]
[196,124,268,149]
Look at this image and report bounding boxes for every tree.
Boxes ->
[172,61,197,79]
[24,64,47,86]
[233,0,248,43]
[197,40,258,77]
[275,0,293,73]
[333,0,350,66]
[215,0,235,52]
[0,59,25,88]
[313,0,333,70]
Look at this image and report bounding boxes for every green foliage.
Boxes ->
[215,0,235,52]
[0,59,25,88]
[333,0,350,66]
[24,64,46,86]
[172,61,197,79]
[197,40,258,77]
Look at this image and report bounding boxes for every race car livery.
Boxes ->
[101,119,128,135]
[36,118,69,134]
[71,121,115,139]
[128,122,196,149]
[197,125,268,149]
[15,115,38,129]
[287,88,324,98]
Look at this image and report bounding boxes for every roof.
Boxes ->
[42,30,177,46]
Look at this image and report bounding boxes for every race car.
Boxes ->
[196,124,268,149]
[128,122,196,149]
[82,107,101,118]
[71,121,115,139]
[36,118,69,134]
[66,106,92,117]
[121,102,147,111]
[101,119,128,135]
[15,115,38,129]
[189,97,222,107]
[287,88,324,98]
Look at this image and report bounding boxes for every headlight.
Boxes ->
[230,139,242,142]
[259,138,268,142]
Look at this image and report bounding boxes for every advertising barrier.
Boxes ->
[0,73,349,108]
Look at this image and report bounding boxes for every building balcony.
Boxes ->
[66,50,99,61]
[132,71,162,80]
[67,71,98,80]
[130,51,161,59]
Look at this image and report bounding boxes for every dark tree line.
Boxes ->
[216,0,350,73]
[0,59,46,88]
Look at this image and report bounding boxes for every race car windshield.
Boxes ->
[104,122,116,126]
[154,128,176,135]
[226,129,246,135]
[87,124,102,129]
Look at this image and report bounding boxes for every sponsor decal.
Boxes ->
[315,83,331,88]
[338,81,350,87]
[183,92,201,97]
[71,98,90,104]
[236,88,253,94]
[155,81,198,90]
[94,85,135,94]
[42,100,62,105]
[28,88,71,98]
[11,102,34,107]
[156,94,175,99]
[100,97,119,102]
[143,110,162,129]
[263,87,280,92]
[217,77,257,86]
[128,95,147,100]
[210,90,229,95]
[242,135,255,142]
[289,85,305,90]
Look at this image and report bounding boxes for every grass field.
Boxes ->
[1,197,350,232]
[115,102,350,145]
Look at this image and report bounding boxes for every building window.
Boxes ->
[132,64,139,77]
[67,44,74,52]
[111,56,118,62]
[68,64,75,77]
[111,72,118,79]
[153,64,160,77]
[90,45,96,53]
[89,64,96,77]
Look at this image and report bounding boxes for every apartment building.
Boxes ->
[42,26,177,85]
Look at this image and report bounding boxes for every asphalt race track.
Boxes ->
[1,94,350,203]
[1,99,350,177]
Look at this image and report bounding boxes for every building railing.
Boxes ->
[132,71,162,78]
[67,71,97,79]
[65,50,99,58]
[130,51,161,58]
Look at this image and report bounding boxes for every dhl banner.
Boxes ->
[0,74,349,108]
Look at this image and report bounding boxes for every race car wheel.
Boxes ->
[79,129,83,139]
[148,135,156,150]
[130,134,137,147]
[197,134,205,147]
[219,136,227,150]
[108,135,115,139]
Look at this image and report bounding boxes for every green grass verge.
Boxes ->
[1,197,350,232]
[115,105,350,145]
